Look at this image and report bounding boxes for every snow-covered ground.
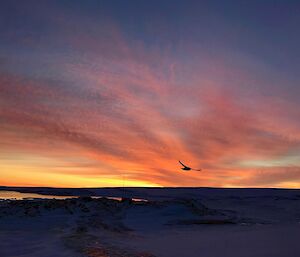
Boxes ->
[1,187,300,257]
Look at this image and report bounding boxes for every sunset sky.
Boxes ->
[1,1,300,188]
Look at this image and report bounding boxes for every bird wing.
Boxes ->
[179,160,188,168]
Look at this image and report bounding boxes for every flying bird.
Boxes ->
[179,160,202,171]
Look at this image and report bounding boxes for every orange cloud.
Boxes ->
[1,9,300,188]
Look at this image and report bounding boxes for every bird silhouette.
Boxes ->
[179,160,202,171]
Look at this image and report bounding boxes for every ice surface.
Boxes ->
[1,187,300,257]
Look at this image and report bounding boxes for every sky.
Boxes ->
[1,0,300,188]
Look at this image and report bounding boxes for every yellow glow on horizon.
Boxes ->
[0,162,161,188]
[1,154,299,189]
[277,182,300,189]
